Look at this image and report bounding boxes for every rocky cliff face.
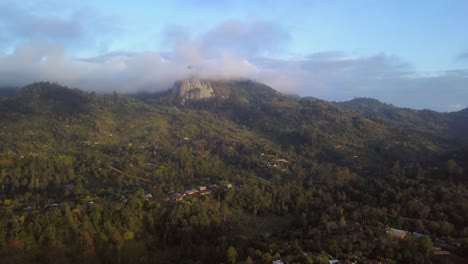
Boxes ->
[172,79,214,104]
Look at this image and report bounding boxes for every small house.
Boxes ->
[450,241,462,247]
[45,203,58,209]
[198,186,207,191]
[185,189,198,195]
[171,192,184,202]
[23,205,33,211]
[145,193,153,200]
[386,228,406,239]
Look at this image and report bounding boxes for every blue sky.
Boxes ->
[0,0,467,111]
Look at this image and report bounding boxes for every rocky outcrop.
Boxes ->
[172,79,214,104]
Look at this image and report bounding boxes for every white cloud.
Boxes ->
[0,2,119,52]
[448,104,466,112]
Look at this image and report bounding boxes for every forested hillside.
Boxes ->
[0,81,467,263]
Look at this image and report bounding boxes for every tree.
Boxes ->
[123,231,134,241]
[439,221,454,236]
[391,161,403,177]
[447,159,463,178]
[226,246,238,264]
[261,252,272,264]
[418,236,433,258]
[338,216,347,228]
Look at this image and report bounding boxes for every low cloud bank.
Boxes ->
[0,1,466,111]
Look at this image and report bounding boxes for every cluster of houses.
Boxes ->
[165,183,233,203]
[81,141,102,146]
[385,227,425,239]
[22,203,59,212]
[19,181,234,213]
[259,153,289,171]
[385,227,463,257]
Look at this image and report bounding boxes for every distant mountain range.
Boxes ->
[0,86,18,97]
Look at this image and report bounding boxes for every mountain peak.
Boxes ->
[165,78,282,104]
[340,97,390,109]
[14,82,91,115]
[459,107,468,115]
[172,79,215,104]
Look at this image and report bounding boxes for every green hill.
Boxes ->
[2,80,466,182]
[0,81,467,263]
[139,80,467,168]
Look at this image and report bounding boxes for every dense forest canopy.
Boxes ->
[0,81,467,264]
